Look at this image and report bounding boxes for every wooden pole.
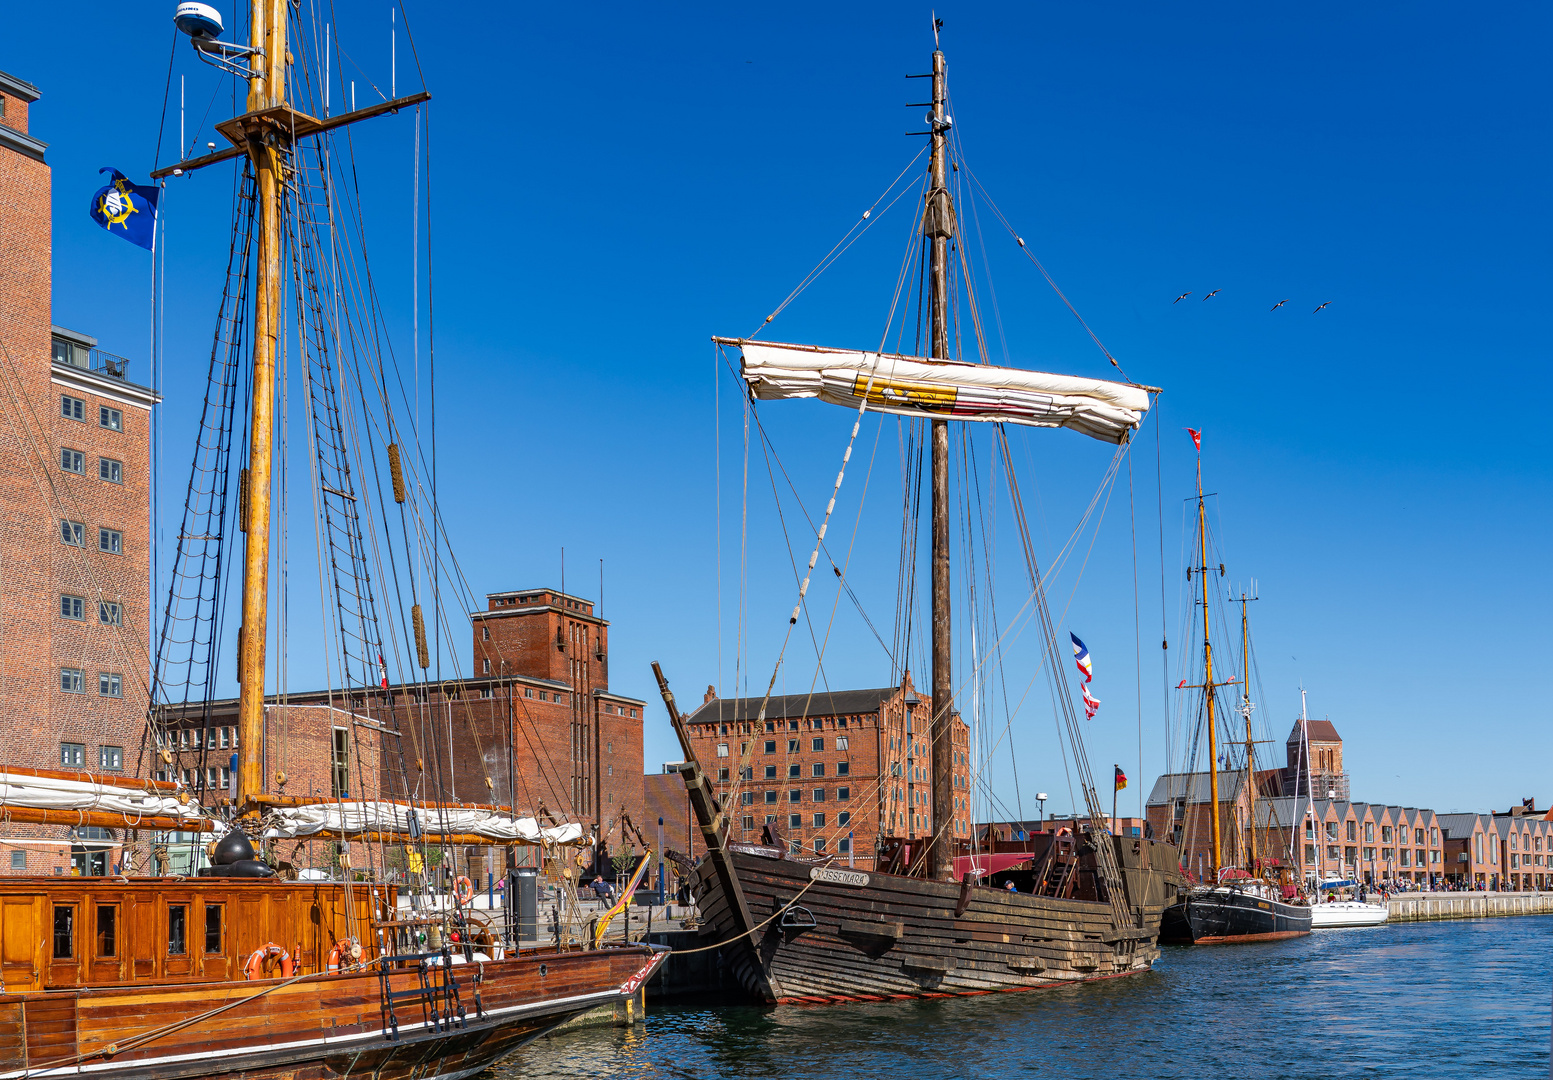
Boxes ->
[926,44,956,883]
[237,0,288,812]
[1198,456,1222,881]
[1242,594,1258,874]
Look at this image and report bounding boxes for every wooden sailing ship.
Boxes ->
[652,32,1183,1006]
[0,2,663,1076]
[1156,445,1312,945]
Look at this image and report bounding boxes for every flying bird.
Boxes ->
[1173,292,1192,303]
[1313,301,1331,313]
[1271,299,1289,311]
[1202,289,1221,301]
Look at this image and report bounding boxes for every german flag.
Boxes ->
[1114,766,1128,792]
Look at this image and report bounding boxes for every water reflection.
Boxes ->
[492,916,1552,1080]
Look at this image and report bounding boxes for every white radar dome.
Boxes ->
[174,2,224,40]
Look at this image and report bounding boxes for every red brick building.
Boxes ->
[0,68,160,876]
[675,673,970,869]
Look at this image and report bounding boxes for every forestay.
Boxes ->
[261,800,588,845]
[734,339,1151,444]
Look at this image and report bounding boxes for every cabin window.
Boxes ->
[168,905,187,956]
[331,728,349,798]
[96,905,117,957]
[205,905,222,953]
[52,905,75,958]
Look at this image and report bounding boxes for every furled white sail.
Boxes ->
[0,772,207,822]
[734,340,1151,444]
[261,801,588,845]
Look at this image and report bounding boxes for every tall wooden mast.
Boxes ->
[926,39,956,882]
[1239,591,1258,873]
[236,0,288,810]
[1196,455,1222,881]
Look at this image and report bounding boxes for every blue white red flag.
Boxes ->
[1082,683,1101,720]
[1070,632,1093,683]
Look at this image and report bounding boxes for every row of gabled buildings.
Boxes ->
[1146,717,1551,891]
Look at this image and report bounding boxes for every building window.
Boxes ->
[837,762,850,776]
[764,791,777,804]
[1381,826,1393,843]
[814,838,826,854]
[60,448,84,473]
[1305,844,1317,863]
[1364,846,1375,862]
[813,812,825,828]
[836,736,848,750]
[53,905,75,958]
[812,763,825,777]
[482,658,490,674]
[60,519,84,546]
[787,764,800,779]
[1399,849,1410,867]
[98,528,122,555]
[99,457,122,483]
[740,791,753,805]
[838,787,850,801]
[788,790,801,803]
[99,673,122,697]
[838,811,851,826]
[60,595,85,621]
[716,743,729,758]
[717,767,729,781]
[740,766,752,780]
[99,407,122,432]
[60,669,84,694]
[331,728,349,797]
[1324,821,1338,841]
[1430,827,1439,846]
[481,626,490,640]
[789,814,802,829]
[764,740,776,754]
[98,745,123,771]
[813,788,826,802]
[838,837,850,853]
[98,601,121,626]
[786,739,798,754]
[764,765,777,779]
[61,395,84,421]
[1365,822,1374,843]
[525,688,533,698]
[1346,821,1356,841]
[8,851,23,871]
[811,737,824,752]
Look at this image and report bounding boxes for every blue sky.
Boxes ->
[7,2,1549,817]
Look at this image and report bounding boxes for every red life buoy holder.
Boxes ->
[453,875,476,905]
[243,942,293,981]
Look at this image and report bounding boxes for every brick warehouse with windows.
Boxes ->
[0,69,160,876]
[159,588,647,878]
[675,672,971,869]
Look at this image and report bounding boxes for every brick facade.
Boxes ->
[0,68,159,876]
[676,672,971,869]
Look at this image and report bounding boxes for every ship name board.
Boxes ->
[810,866,870,888]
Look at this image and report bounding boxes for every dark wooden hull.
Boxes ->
[1158,888,1312,944]
[694,837,1182,1005]
[0,944,665,1080]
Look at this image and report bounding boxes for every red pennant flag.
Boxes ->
[1186,428,1202,452]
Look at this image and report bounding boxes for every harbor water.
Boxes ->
[494,915,1552,1079]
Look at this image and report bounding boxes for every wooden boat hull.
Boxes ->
[0,944,665,1080]
[1158,888,1312,944]
[694,837,1181,1005]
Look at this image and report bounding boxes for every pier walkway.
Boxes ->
[1384,890,1553,921]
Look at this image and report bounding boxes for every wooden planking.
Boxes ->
[694,845,1179,1002]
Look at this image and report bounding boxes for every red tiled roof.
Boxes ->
[1286,719,1341,744]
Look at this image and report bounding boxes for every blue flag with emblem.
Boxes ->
[88,168,159,250]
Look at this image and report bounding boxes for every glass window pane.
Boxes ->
[53,905,74,958]
[205,905,222,953]
[96,906,116,957]
[168,905,186,956]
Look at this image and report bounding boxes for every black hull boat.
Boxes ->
[1159,887,1312,945]
[695,836,1183,1004]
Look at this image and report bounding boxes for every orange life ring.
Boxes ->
[243,942,293,981]
[327,938,362,973]
[453,875,476,905]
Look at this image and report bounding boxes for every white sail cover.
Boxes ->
[0,772,207,822]
[261,801,588,845]
[738,340,1150,444]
